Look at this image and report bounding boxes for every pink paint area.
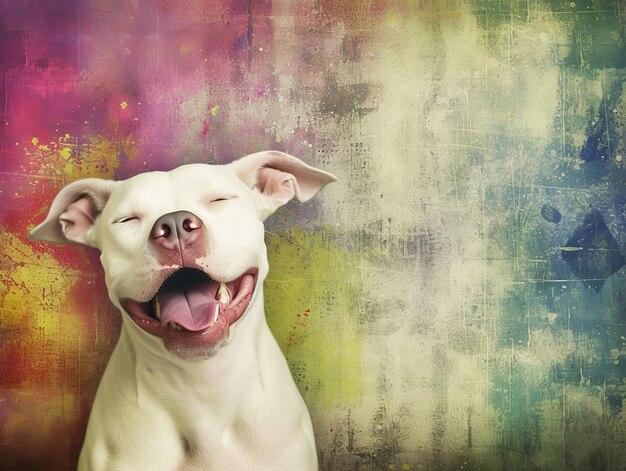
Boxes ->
[1,0,319,468]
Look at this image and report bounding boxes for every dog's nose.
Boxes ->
[150,211,203,250]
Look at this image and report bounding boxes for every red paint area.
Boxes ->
[285,308,313,349]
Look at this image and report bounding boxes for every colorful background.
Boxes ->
[1,0,626,469]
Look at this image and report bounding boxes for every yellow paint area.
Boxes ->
[59,146,72,160]
[0,232,82,344]
[265,227,363,409]
[179,45,194,55]
[24,134,135,181]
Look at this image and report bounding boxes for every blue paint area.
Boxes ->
[614,194,626,228]
[233,33,251,52]
[561,209,625,292]
[579,80,621,171]
[579,133,602,163]
[470,2,626,469]
[540,203,562,223]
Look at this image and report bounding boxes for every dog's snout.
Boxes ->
[151,211,202,250]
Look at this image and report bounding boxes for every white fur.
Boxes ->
[30,152,337,471]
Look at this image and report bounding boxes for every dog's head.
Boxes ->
[30,151,336,359]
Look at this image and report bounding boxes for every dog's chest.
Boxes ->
[181,420,266,469]
[137,369,288,468]
[170,402,297,470]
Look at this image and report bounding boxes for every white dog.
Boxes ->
[30,151,336,471]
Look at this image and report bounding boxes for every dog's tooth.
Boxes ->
[154,294,161,320]
[216,283,230,305]
[170,321,181,331]
[213,304,220,325]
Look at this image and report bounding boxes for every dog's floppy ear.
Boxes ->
[231,151,337,220]
[29,178,117,246]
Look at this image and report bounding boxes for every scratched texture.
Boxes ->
[1,0,625,470]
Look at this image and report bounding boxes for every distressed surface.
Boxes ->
[1,0,625,470]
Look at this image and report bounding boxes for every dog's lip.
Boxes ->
[121,268,258,343]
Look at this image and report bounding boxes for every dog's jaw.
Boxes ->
[121,267,258,358]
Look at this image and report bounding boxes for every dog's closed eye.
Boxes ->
[114,216,140,224]
[210,196,237,203]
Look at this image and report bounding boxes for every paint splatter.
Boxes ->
[541,203,562,223]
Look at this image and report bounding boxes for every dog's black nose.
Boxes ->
[151,211,203,250]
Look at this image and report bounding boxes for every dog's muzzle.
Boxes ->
[120,210,259,353]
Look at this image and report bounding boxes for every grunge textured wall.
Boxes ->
[1,1,626,470]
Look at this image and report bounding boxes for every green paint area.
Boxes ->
[498,291,531,348]
[472,0,626,69]
[264,226,363,410]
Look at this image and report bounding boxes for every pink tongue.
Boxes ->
[158,277,220,332]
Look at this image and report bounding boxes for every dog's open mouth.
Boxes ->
[122,267,257,349]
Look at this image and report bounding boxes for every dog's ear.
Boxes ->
[231,151,337,219]
[29,178,117,246]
